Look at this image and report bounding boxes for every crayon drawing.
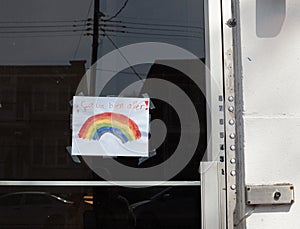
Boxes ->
[72,96,149,157]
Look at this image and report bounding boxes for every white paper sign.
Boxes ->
[72,96,149,157]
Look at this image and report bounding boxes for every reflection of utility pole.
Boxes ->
[91,0,99,66]
[91,0,106,217]
[90,0,99,96]
[91,0,104,95]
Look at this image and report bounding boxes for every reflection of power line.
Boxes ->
[0,19,89,24]
[74,0,94,59]
[0,29,90,34]
[104,32,143,81]
[100,23,202,34]
[88,32,203,40]
[0,24,87,29]
[101,19,204,30]
[99,32,202,40]
[0,34,84,39]
[103,0,130,22]
[96,68,147,77]
[100,28,202,39]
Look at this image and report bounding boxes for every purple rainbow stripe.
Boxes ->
[78,112,141,143]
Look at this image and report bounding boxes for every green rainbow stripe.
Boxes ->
[78,112,141,143]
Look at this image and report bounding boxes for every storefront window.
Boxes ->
[0,0,205,227]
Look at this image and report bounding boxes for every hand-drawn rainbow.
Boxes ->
[78,112,141,143]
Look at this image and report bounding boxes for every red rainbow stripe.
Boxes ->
[78,112,141,143]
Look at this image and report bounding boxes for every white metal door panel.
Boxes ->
[241,0,300,115]
[240,0,300,228]
[243,118,300,228]
[201,0,227,228]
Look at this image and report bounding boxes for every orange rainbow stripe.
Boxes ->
[78,112,141,143]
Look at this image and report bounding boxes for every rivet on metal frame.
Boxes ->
[230,170,236,176]
[229,119,235,125]
[230,158,236,164]
[231,184,237,190]
[228,106,234,112]
[229,133,235,139]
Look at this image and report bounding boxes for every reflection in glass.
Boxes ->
[0,0,205,227]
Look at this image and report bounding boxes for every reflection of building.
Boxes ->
[116,60,207,181]
[0,61,91,179]
[146,61,207,181]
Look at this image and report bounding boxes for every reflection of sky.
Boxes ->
[0,0,93,65]
[101,0,204,57]
[0,0,204,66]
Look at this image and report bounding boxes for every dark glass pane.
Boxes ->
[0,193,22,206]
[24,194,53,205]
[0,0,206,181]
[1,0,206,227]
[0,186,200,229]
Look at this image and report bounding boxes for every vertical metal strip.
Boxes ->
[221,0,238,228]
[204,0,226,162]
[231,0,246,227]
[202,0,227,228]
